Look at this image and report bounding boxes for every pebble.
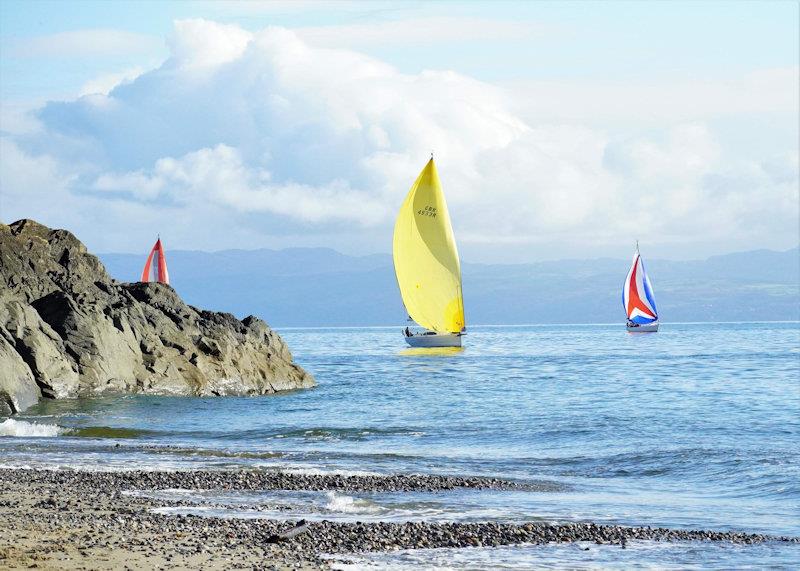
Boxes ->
[0,467,796,570]
[4,467,551,493]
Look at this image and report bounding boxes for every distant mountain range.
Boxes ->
[100,247,800,327]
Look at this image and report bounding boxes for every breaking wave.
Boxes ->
[0,419,63,437]
[323,491,381,514]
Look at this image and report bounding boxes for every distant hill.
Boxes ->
[100,247,800,327]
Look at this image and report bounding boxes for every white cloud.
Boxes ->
[12,29,161,58]
[509,67,800,124]
[0,100,44,135]
[604,124,721,183]
[0,139,76,219]
[94,144,387,225]
[0,138,276,255]
[79,67,147,96]
[297,17,545,48]
[167,19,252,70]
[3,19,798,259]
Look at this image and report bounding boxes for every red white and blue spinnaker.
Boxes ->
[622,248,657,325]
[141,237,170,284]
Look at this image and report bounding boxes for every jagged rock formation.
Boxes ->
[0,219,314,414]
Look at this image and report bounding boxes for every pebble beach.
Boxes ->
[2,468,796,570]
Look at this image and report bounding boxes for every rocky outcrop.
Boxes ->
[0,219,314,414]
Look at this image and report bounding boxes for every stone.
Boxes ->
[0,333,41,414]
[0,219,314,412]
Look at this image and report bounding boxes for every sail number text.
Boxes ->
[417,205,437,218]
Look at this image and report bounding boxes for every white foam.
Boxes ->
[0,418,63,437]
[324,491,380,514]
[280,465,382,477]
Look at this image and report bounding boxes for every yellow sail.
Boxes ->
[392,158,465,333]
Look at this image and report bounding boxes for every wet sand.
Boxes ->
[1,468,795,570]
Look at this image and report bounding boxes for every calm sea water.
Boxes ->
[2,322,799,568]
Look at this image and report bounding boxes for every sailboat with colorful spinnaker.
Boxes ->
[623,244,658,332]
[141,237,170,285]
[393,157,466,347]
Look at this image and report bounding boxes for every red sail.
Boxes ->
[141,238,170,284]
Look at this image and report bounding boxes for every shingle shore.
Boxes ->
[1,467,552,492]
[0,468,795,570]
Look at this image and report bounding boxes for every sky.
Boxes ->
[0,0,797,263]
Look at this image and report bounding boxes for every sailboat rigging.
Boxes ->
[141,237,170,285]
[623,242,658,332]
[393,157,465,347]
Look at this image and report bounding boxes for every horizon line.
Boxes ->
[273,321,800,331]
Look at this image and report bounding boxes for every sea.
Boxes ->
[2,322,799,569]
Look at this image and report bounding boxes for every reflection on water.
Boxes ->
[398,346,465,357]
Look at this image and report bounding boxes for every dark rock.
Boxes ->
[0,219,314,412]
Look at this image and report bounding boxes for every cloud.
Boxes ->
[3,19,798,259]
[167,19,252,69]
[0,138,276,255]
[11,29,161,58]
[0,138,76,217]
[297,17,545,48]
[611,127,798,245]
[509,67,800,124]
[79,67,147,96]
[94,144,387,224]
[604,125,721,183]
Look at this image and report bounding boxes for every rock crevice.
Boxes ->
[0,219,314,414]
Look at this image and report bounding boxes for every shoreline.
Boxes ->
[1,468,796,570]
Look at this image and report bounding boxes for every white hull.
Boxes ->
[404,332,462,347]
[627,322,659,333]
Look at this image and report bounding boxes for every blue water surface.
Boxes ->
[2,322,799,568]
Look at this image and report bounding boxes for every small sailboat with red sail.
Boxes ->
[141,236,170,284]
[623,242,658,332]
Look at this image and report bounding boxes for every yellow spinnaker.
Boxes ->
[392,158,465,333]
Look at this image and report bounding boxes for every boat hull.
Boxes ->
[626,322,659,333]
[404,332,462,347]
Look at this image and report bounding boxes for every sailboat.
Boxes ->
[623,242,658,332]
[393,157,465,347]
[141,237,170,284]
